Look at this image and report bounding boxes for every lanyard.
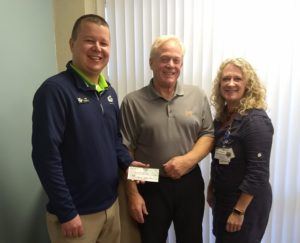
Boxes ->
[222,124,232,147]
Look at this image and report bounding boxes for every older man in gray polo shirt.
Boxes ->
[120,35,214,243]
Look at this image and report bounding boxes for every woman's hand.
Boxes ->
[226,212,244,232]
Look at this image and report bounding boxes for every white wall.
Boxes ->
[0,0,57,242]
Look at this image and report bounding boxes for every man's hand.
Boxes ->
[128,191,148,224]
[61,214,84,238]
[130,161,150,168]
[163,155,193,179]
[127,161,150,183]
[163,136,214,179]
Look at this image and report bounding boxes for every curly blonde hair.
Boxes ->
[211,58,267,121]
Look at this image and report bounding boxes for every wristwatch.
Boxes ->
[232,208,245,216]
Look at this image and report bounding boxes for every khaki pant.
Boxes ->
[46,199,121,243]
[118,178,141,243]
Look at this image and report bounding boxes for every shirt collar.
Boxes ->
[147,78,184,100]
[70,63,108,93]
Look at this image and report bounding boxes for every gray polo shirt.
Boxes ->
[120,80,214,176]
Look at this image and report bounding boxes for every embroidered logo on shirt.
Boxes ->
[77,97,90,104]
[107,95,114,103]
[185,110,193,117]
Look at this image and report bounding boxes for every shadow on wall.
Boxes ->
[0,205,8,243]
[26,189,50,243]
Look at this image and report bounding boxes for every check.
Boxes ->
[127,166,159,182]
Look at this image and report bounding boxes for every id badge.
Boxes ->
[214,147,235,165]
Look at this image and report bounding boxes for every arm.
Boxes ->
[226,193,253,232]
[163,135,214,179]
[32,83,83,237]
[126,179,148,223]
[112,90,135,170]
[164,90,214,179]
[125,150,148,223]
[239,113,273,194]
[206,178,215,208]
[226,112,273,232]
[119,98,149,223]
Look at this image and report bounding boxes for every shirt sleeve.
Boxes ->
[32,83,78,223]
[120,95,138,152]
[112,92,133,170]
[199,90,214,138]
[238,112,274,196]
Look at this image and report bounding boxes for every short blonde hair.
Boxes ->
[211,58,267,121]
[150,35,185,59]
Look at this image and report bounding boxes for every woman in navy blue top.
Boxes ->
[207,58,273,243]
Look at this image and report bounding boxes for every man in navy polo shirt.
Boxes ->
[32,14,143,243]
